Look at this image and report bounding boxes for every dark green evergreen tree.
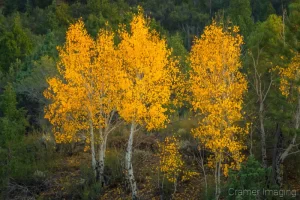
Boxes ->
[0,13,32,73]
[228,0,254,39]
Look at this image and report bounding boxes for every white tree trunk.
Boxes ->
[99,131,108,185]
[274,94,300,187]
[89,121,97,178]
[126,122,138,199]
[215,159,221,200]
[199,149,208,197]
[97,110,120,184]
[259,98,268,169]
[280,94,300,162]
[251,53,272,170]
[218,160,221,191]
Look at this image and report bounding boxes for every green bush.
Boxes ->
[224,156,274,200]
[159,178,174,199]
[105,149,125,185]
[82,182,102,200]
[62,164,102,200]
[197,174,217,200]
[0,133,56,199]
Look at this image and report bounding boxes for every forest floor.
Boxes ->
[37,149,300,200]
[37,153,203,200]
[37,136,205,199]
[36,120,300,199]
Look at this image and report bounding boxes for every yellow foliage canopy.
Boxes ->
[44,20,122,144]
[159,136,199,183]
[279,53,300,98]
[189,21,248,176]
[117,9,179,130]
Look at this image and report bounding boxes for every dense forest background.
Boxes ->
[0,0,300,199]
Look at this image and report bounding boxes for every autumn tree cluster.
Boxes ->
[44,8,180,199]
[43,8,251,198]
[1,0,300,199]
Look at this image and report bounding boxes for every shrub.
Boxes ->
[0,133,56,199]
[105,149,125,186]
[224,156,273,200]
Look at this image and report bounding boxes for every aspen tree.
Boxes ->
[44,20,121,183]
[276,53,300,186]
[189,22,248,199]
[117,8,178,199]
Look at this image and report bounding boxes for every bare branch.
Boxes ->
[287,150,300,157]
[262,76,273,102]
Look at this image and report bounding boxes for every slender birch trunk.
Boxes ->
[89,121,97,178]
[217,160,221,199]
[280,94,300,161]
[97,110,119,185]
[251,52,272,170]
[126,122,138,199]
[215,161,218,199]
[199,149,208,197]
[259,99,268,169]
[271,123,283,187]
[99,130,108,185]
[275,94,300,186]
[215,159,221,200]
